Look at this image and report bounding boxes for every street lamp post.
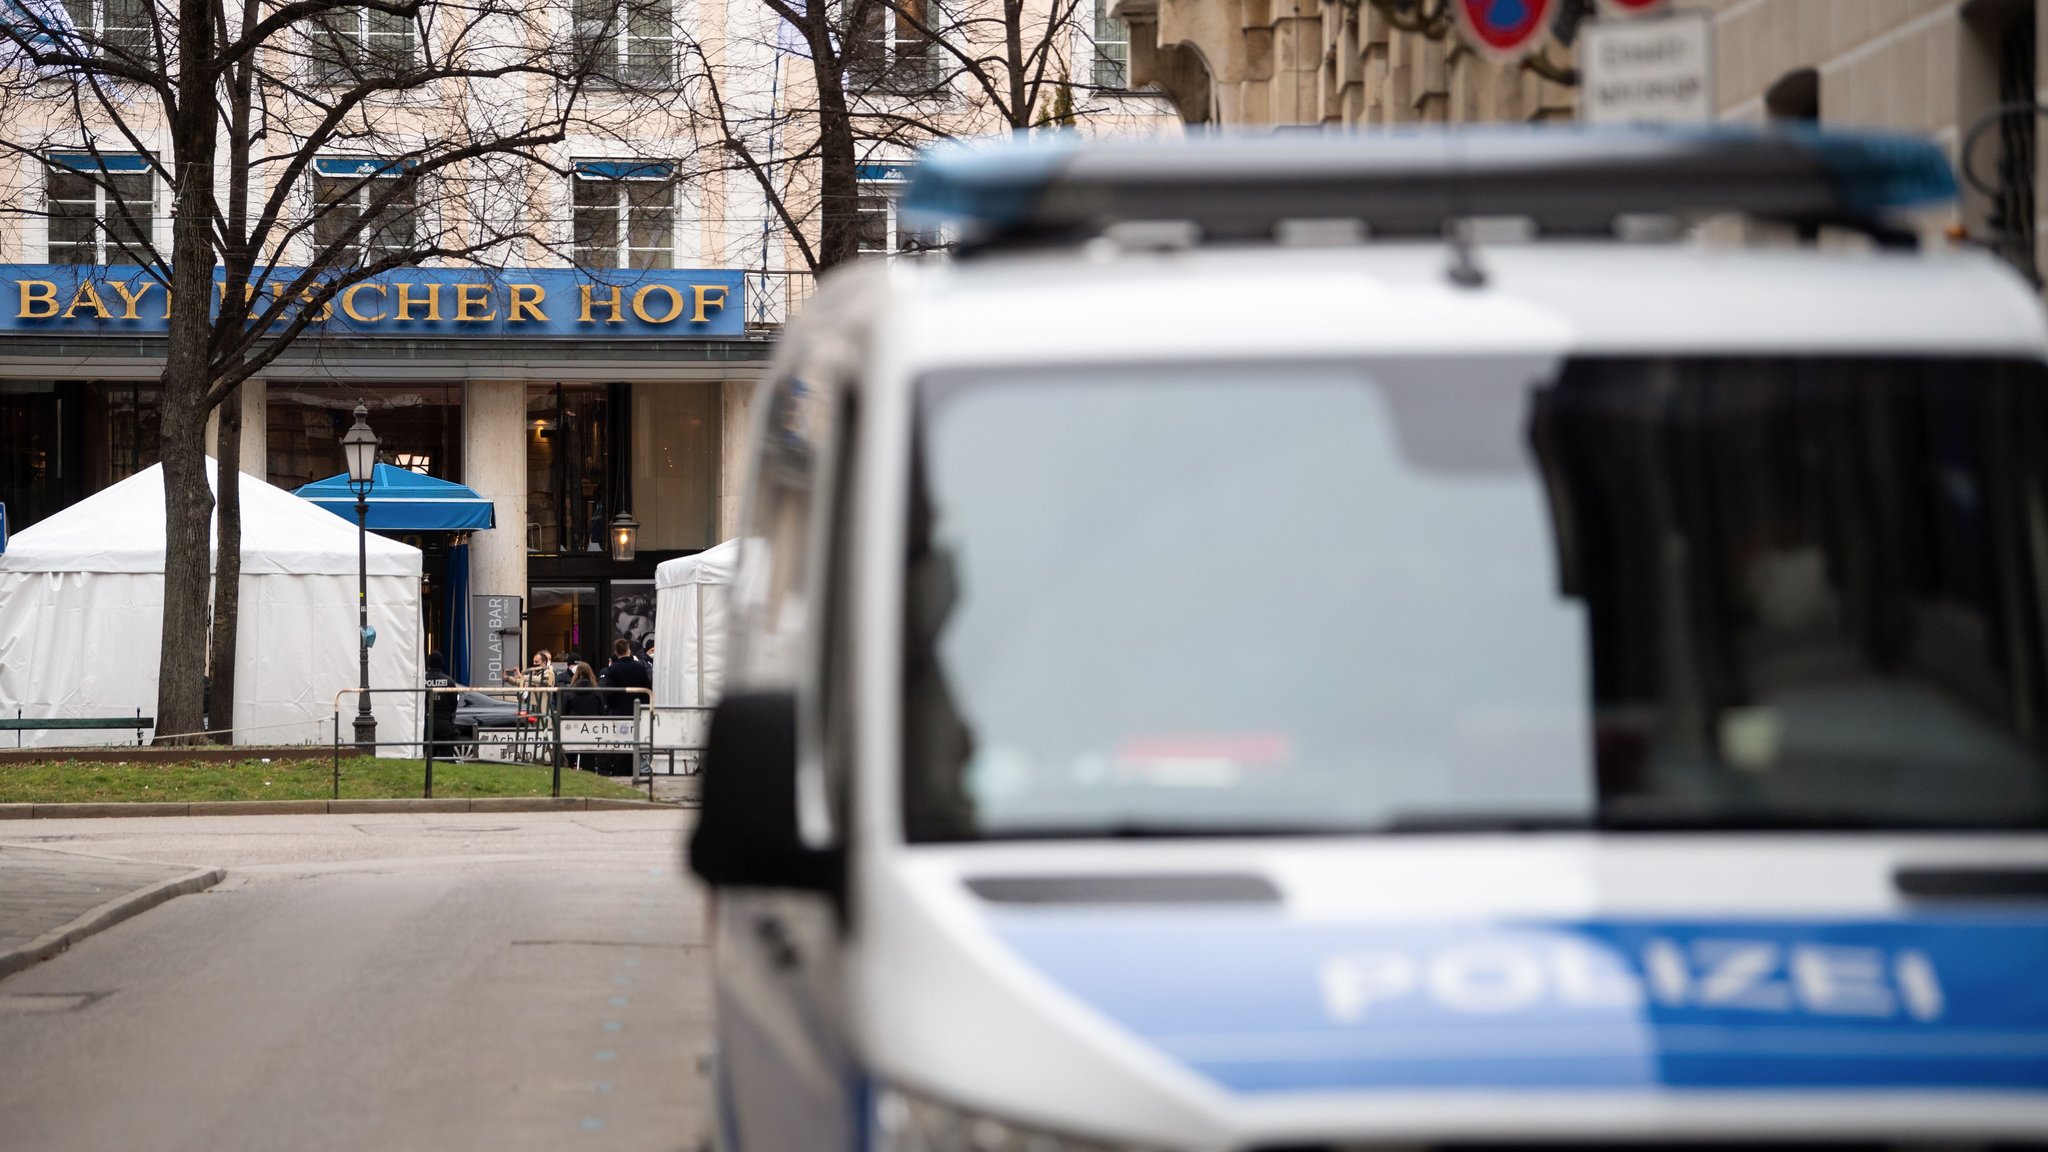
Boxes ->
[341,404,380,753]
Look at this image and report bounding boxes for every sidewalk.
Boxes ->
[0,844,223,979]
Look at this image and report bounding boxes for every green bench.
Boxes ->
[1,713,155,746]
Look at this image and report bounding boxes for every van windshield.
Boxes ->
[901,358,2048,840]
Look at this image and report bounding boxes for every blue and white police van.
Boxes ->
[688,128,2048,1152]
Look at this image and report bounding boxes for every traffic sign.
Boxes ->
[1454,0,1560,61]
[1581,9,1714,125]
[1598,0,1666,15]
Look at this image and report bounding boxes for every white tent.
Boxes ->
[0,459,422,750]
[654,539,739,707]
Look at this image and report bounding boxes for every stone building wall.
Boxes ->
[1118,0,2048,281]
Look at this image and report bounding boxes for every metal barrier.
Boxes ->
[329,684,708,801]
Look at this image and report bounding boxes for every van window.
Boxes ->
[734,372,837,686]
[902,357,2048,840]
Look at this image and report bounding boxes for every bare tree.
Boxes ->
[683,0,1152,283]
[0,0,695,742]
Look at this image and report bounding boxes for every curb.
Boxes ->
[0,863,225,980]
[0,797,679,820]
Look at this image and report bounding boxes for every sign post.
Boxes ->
[470,595,521,690]
[1580,9,1715,126]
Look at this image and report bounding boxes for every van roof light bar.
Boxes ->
[899,126,1958,252]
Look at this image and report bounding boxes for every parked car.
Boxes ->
[451,691,522,736]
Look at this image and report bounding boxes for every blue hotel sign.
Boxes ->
[0,264,747,339]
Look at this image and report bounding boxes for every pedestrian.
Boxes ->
[424,652,460,759]
[562,660,606,772]
[506,649,555,688]
[599,639,653,775]
[599,638,652,709]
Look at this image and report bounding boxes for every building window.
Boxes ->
[311,159,418,266]
[572,0,675,87]
[1092,0,1127,89]
[632,382,721,550]
[573,161,676,270]
[46,154,153,264]
[266,384,465,492]
[856,163,935,256]
[528,383,614,555]
[849,0,937,90]
[306,5,416,83]
[60,0,152,64]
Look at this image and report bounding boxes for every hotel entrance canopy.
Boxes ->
[295,464,496,532]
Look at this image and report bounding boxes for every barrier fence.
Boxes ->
[329,685,714,801]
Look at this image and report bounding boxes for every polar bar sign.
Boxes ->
[0,264,747,339]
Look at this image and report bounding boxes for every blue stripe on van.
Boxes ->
[986,912,2048,1094]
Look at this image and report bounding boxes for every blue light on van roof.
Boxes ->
[899,126,1959,249]
[1798,128,1958,215]
[899,134,1075,236]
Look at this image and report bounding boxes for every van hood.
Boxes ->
[849,836,2048,1150]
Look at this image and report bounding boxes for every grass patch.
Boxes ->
[0,756,650,804]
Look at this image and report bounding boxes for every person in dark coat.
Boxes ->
[599,638,652,713]
[561,661,608,772]
[424,652,461,758]
[598,639,653,775]
[562,661,605,717]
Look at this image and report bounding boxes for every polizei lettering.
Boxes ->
[1320,937,1946,1022]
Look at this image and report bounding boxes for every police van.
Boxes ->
[688,128,2048,1152]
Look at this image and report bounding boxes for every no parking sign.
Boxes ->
[1454,0,1559,60]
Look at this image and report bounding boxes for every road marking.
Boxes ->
[604,1020,622,1033]
[582,1117,604,1132]
[595,1050,617,1061]
[609,995,628,1007]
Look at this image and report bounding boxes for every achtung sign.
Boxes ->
[0,264,747,339]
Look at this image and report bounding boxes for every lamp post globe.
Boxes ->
[343,404,380,753]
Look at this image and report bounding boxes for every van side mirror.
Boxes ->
[686,690,840,892]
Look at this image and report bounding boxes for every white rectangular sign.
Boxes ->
[1581,10,1714,126]
[649,707,715,751]
[474,727,542,762]
[561,716,641,751]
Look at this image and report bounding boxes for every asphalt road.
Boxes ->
[0,812,709,1152]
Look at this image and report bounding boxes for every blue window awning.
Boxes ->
[294,464,497,532]
[313,157,416,178]
[574,160,675,181]
[50,152,150,172]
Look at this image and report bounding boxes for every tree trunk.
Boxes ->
[810,0,862,270]
[155,381,213,743]
[208,384,242,743]
[205,4,258,747]
[1005,0,1027,127]
[152,0,221,745]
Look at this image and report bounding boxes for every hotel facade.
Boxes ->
[0,0,1172,674]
